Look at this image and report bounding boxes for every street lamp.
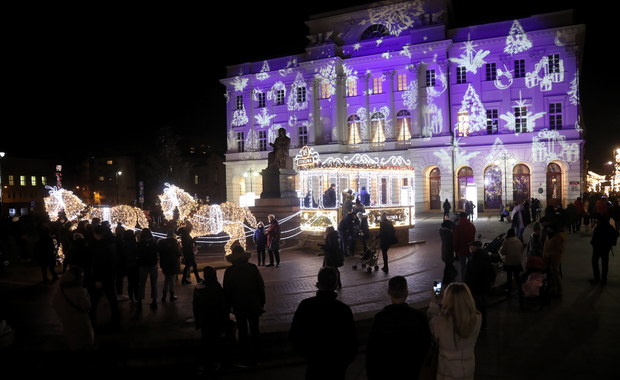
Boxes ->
[0,152,5,217]
[496,152,515,208]
[115,171,122,204]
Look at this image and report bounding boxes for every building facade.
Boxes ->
[222,0,585,215]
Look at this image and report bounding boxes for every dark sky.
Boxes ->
[4,1,617,172]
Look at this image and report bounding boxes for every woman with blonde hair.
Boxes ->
[427,282,482,380]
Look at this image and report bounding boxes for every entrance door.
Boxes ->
[429,167,441,210]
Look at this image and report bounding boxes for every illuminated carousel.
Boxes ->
[294,146,415,231]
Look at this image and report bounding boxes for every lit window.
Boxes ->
[20,176,26,186]
[486,109,499,135]
[275,90,285,105]
[41,176,47,185]
[257,92,266,108]
[456,66,467,84]
[8,175,14,186]
[194,175,199,185]
[397,74,407,91]
[237,132,245,152]
[347,115,361,144]
[258,131,267,151]
[298,125,308,147]
[236,95,243,110]
[346,78,358,97]
[514,106,527,133]
[107,160,113,165]
[514,59,525,78]
[320,82,331,99]
[396,110,411,141]
[372,77,383,94]
[99,176,105,181]
[485,63,497,81]
[297,87,306,103]
[31,176,37,186]
[549,103,562,130]
[371,112,386,143]
[457,112,470,137]
[426,70,436,87]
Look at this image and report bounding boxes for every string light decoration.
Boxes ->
[44,186,86,221]
[158,183,197,221]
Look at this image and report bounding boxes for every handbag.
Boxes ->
[418,340,439,380]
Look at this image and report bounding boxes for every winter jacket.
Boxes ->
[157,237,181,276]
[253,226,266,248]
[223,261,265,317]
[137,239,158,267]
[439,226,454,263]
[499,236,524,266]
[379,219,396,250]
[542,232,565,265]
[266,220,281,251]
[465,249,496,295]
[453,217,476,258]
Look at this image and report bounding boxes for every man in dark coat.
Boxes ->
[290,267,357,380]
[465,240,496,329]
[223,245,265,366]
[590,215,619,285]
[453,212,476,281]
[157,230,182,302]
[323,183,337,208]
[89,224,120,329]
[322,226,343,289]
[34,225,58,283]
[443,198,451,219]
[366,275,431,380]
[179,226,202,285]
[439,219,457,286]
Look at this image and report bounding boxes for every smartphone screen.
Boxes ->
[433,281,442,295]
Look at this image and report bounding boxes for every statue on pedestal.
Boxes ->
[268,127,290,170]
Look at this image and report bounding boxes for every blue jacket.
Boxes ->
[253,227,266,247]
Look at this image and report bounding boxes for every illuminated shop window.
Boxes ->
[258,130,267,151]
[396,110,411,141]
[372,77,383,94]
[397,74,408,91]
[513,164,530,203]
[485,63,497,81]
[237,132,245,152]
[320,82,331,99]
[484,165,503,209]
[361,24,389,40]
[257,92,266,108]
[346,78,358,97]
[549,103,562,130]
[371,112,386,143]
[486,109,499,135]
[514,106,527,133]
[298,125,308,147]
[546,163,562,206]
[514,59,526,78]
[275,90,285,105]
[456,66,467,84]
[426,70,435,87]
[347,115,361,144]
[236,95,243,110]
[297,87,306,103]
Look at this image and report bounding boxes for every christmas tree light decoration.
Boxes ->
[504,20,532,55]
[459,85,487,133]
[287,72,309,111]
[44,186,86,222]
[231,106,249,127]
[158,183,196,221]
[256,61,270,81]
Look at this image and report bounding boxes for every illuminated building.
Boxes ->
[222,0,585,216]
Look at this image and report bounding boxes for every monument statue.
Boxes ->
[268,127,290,169]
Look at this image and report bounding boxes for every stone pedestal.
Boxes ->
[260,157,297,199]
[251,197,301,228]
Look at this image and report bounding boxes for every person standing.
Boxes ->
[574,197,586,232]
[193,266,232,374]
[357,212,370,253]
[359,186,371,206]
[223,245,265,367]
[443,199,451,219]
[439,220,457,287]
[121,229,139,303]
[290,267,357,380]
[453,212,476,281]
[158,230,182,303]
[379,212,397,273]
[34,224,59,283]
[499,228,524,294]
[179,226,202,285]
[464,241,496,330]
[589,215,619,285]
[511,201,525,241]
[252,222,266,266]
[427,282,482,380]
[322,226,343,289]
[526,222,544,257]
[137,228,159,311]
[542,223,565,297]
[52,266,94,350]
[89,224,120,329]
[265,214,281,267]
[323,183,337,208]
[337,210,355,257]
[366,276,430,380]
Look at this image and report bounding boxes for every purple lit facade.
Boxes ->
[222,0,584,212]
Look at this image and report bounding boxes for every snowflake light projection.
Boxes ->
[402,80,418,111]
[450,38,489,74]
[400,45,412,58]
[255,108,276,128]
[314,61,337,99]
[230,76,249,92]
[158,185,257,255]
[279,58,298,77]
[287,72,308,111]
[459,85,487,133]
[500,93,546,133]
[359,0,424,37]
[44,186,86,222]
[504,20,532,55]
[256,61,270,81]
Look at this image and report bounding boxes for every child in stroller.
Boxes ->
[352,234,379,272]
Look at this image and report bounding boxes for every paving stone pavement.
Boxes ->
[1,211,618,379]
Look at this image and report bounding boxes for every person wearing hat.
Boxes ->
[464,239,496,329]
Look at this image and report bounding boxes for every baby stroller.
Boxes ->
[352,234,379,272]
[483,232,505,273]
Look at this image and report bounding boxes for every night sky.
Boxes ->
[4,0,617,172]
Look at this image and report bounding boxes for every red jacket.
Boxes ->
[573,199,585,216]
[453,217,476,257]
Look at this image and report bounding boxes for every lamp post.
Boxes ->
[0,152,5,217]
[497,152,515,208]
[115,171,122,205]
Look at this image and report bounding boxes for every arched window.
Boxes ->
[371,112,386,143]
[361,24,389,40]
[429,167,441,210]
[347,115,362,144]
[457,167,474,210]
[513,164,530,204]
[396,110,411,141]
[484,165,503,209]
[546,163,562,206]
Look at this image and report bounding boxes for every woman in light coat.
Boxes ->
[427,282,481,380]
[52,266,94,350]
[499,228,524,294]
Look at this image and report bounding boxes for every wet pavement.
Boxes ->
[0,211,617,379]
